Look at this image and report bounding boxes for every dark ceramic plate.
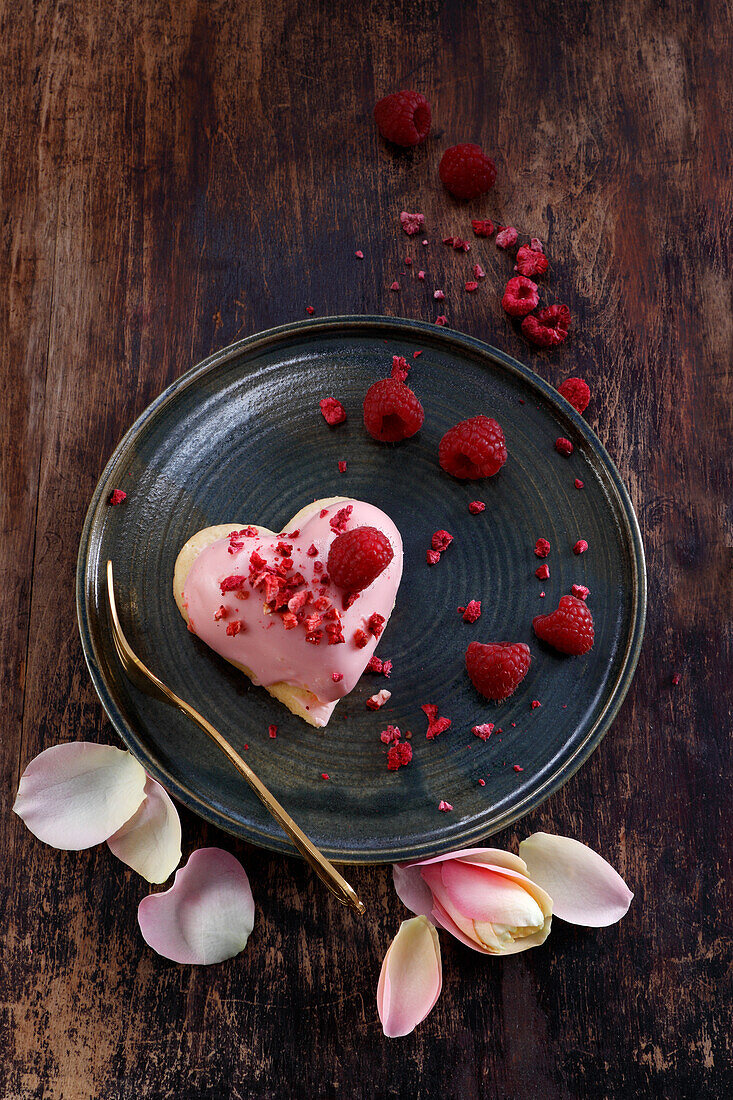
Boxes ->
[77,316,646,864]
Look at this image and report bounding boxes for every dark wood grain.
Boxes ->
[1,1,731,1097]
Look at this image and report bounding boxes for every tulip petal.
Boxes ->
[107,777,182,883]
[520,832,633,927]
[137,848,255,964]
[377,916,442,1037]
[392,864,434,917]
[13,743,147,850]
[441,860,545,927]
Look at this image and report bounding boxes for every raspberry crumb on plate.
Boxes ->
[108,489,127,505]
[319,397,346,426]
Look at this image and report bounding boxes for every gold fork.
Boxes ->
[106,560,365,915]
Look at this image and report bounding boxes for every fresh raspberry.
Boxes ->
[514,245,549,277]
[320,397,346,426]
[387,742,413,770]
[471,219,495,237]
[426,549,441,565]
[327,526,394,592]
[558,377,590,414]
[535,563,550,580]
[431,530,453,551]
[571,584,590,600]
[391,355,410,382]
[472,722,494,740]
[439,144,497,200]
[374,91,432,146]
[465,641,532,701]
[108,489,127,505]
[363,378,424,442]
[555,437,574,456]
[573,539,588,555]
[521,304,571,347]
[468,500,485,514]
[496,226,518,249]
[439,415,507,479]
[400,211,426,235]
[534,538,550,558]
[501,276,539,318]
[458,600,481,623]
[533,595,594,655]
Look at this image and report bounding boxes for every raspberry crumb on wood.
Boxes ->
[400,211,426,235]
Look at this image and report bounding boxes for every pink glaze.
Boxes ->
[183,500,403,706]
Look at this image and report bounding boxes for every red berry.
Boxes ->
[363,378,424,442]
[426,549,441,566]
[468,500,485,514]
[108,489,127,505]
[439,143,497,200]
[459,600,482,623]
[374,90,431,146]
[514,245,549,278]
[496,226,518,249]
[555,437,574,456]
[327,526,394,592]
[319,397,346,426]
[439,415,507,480]
[573,539,588,555]
[571,584,590,600]
[558,377,590,414]
[521,304,571,347]
[535,563,550,580]
[431,529,453,551]
[465,641,532,701]
[534,538,550,558]
[400,211,425,236]
[387,742,413,770]
[471,219,495,237]
[502,276,539,318]
[533,595,594,655]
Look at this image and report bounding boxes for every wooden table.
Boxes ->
[2,2,730,1096]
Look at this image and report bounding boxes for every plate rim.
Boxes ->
[76,315,647,864]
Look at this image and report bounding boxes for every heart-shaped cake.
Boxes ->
[173,497,403,727]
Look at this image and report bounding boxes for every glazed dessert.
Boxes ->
[174,498,403,727]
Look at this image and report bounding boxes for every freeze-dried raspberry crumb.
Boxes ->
[555,437,574,457]
[465,281,479,292]
[382,659,393,677]
[438,800,453,812]
[404,257,412,266]
[573,539,588,555]
[367,655,383,673]
[535,563,550,580]
[355,250,364,259]
[342,591,359,610]
[442,235,471,252]
[534,538,551,558]
[431,529,453,551]
[391,355,411,382]
[433,291,446,303]
[413,350,423,357]
[539,591,545,598]
[471,219,495,237]
[268,724,278,738]
[389,281,400,291]
[417,271,426,280]
[226,620,244,637]
[281,612,298,630]
[354,629,369,648]
[473,263,486,279]
[422,239,428,246]
[531,700,541,709]
[521,304,571,347]
[533,595,594,655]
[321,773,329,780]
[435,315,448,326]
[328,526,393,592]
[427,548,441,565]
[329,504,353,534]
[332,672,343,682]
[478,778,486,786]
[363,378,424,442]
[338,460,347,473]
[513,765,524,773]
[575,479,585,490]
[287,591,308,613]
[313,560,324,573]
[422,704,452,740]
[459,600,482,623]
[496,226,518,249]
[381,724,401,745]
[558,377,591,414]
[400,211,426,235]
[109,489,127,505]
[368,612,386,637]
[439,415,507,479]
[468,500,486,514]
[672,672,681,685]
[530,238,544,252]
[306,306,315,314]
[221,574,248,593]
[305,629,323,645]
[572,584,590,600]
[502,276,539,318]
[320,397,347,426]
[472,723,494,740]
[366,689,392,710]
[439,144,496,200]
[387,742,413,770]
[466,641,531,701]
[374,91,432,146]
[514,245,549,278]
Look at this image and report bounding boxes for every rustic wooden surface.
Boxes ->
[1,1,731,1097]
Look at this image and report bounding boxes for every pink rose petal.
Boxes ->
[377,916,442,1038]
[519,832,633,927]
[441,859,545,927]
[400,847,527,875]
[107,776,182,884]
[138,848,255,963]
[13,743,147,850]
[392,863,434,917]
